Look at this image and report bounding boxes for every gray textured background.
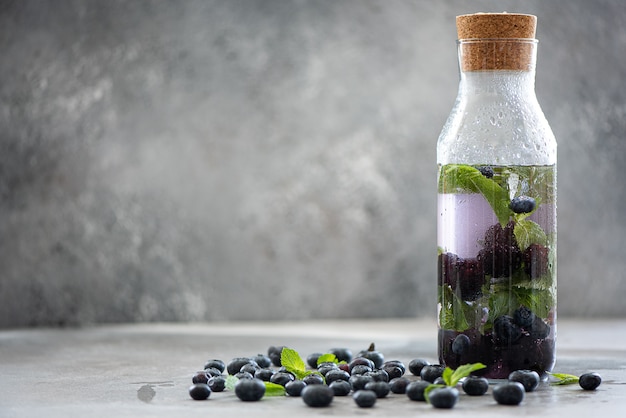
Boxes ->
[1,0,625,328]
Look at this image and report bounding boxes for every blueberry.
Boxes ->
[254,368,275,381]
[420,364,446,383]
[189,383,211,400]
[324,369,350,385]
[349,357,376,372]
[579,372,602,390]
[285,380,307,397]
[478,166,494,178]
[329,347,353,363]
[508,370,540,392]
[192,371,209,384]
[227,358,257,375]
[204,359,225,373]
[234,371,254,380]
[513,306,536,328]
[510,196,536,214]
[364,381,390,398]
[204,367,223,378]
[452,334,471,355]
[428,387,459,409]
[493,381,525,405]
[359,349,384,369]
[234,378,266,401]
[349,375,374,391]
[317,362,339,377]
[301,384,334,407]
[389,377,410,394]
[329,380,351,396]
[350,364,373,375]
[267,345,285,367]
[433,377,446,385]
[406,380,431,401]
[207,376,226,392]
[408,358,430,376]
[270,371,295,386]
[493,315,522,345]
[353,390,377,408]
[302,373,324,385]
[251,354,272,369]
[462,376,489,396]
[365,369,389,383]
[239,363,261,375]
[383,360,406,375]
[382,365,404,380]
[306,353,322,369]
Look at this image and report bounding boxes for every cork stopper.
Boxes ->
[456,13,537,71]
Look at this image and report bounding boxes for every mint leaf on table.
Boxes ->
[443,363,487,387]
[281,347,320,380]
[440,164,512,227]
[225,375,239,391]
[548,372,580,385]
[264,382,286,396]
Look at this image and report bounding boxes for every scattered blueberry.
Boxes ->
[270,371,295,386]
[353,390,377,408]
[462,376,489,396]
[358,344,385,369]
[302,374,324,385]
[306,353,322,369]
[389,377,410,394]
[207,376,226,392]
[227,358,257,376]
[189,383,211,400]
[509,195,536,214]
[350,364,373,375]
[285,380,307,397]
[408,358,430,376]
[364,369,389,383]
[364,381,390,398]
[267,346,285,367]
[317,362,339,377]
[349,374,374,391]
[508,370,540,392]
[234,371,254,380]
[428,387,459,409]
[420,364,446,383]
[204,359,225,373]
[192,371,209,384]
[493,381,525,405]
[382,364,404,380]
[234,378,266,401]
[452,334,471,355]
[329,380,351,396]
[254,368,275,381]
[324,369,350,385]
[301,384,334,407]
[239,363,261,375]
[579,372,602,390]
[349,357,376,372]
[406,380,431,401]
[251,354,272,369]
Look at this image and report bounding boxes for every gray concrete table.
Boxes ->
[1,319,625,417]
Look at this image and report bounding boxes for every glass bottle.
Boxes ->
[437,13,557,379]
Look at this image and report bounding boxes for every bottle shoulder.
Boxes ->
[437,91,556,166]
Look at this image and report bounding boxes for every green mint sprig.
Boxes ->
[281,347,323,381]
[548,372,580,385]
[424,363,486,403]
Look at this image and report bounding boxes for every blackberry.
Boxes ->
[529,316,551,339]
[478,222,522,278]
[493,315,522,345]
[513,306,536,329]
[438,252,485,300]
[509,196,536,214]
[478,165,494,178]
[579,372,602,390]
[523,244,551,279]
[508,370,540,392]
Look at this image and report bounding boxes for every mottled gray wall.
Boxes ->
[1,0,624,327]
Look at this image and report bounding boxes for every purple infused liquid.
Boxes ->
[437,164,556,380]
